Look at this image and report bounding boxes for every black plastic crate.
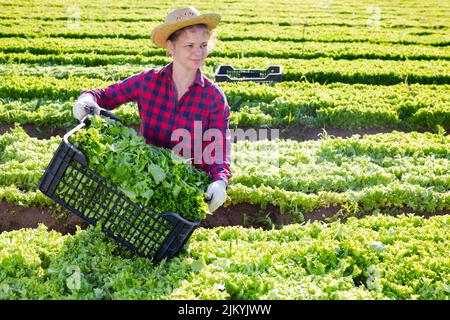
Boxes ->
[38,114,200,263]
[214,65,282,83]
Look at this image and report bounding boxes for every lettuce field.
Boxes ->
[0,0,449,300]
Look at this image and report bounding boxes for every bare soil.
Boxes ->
[0,201,88,235]
[0,123,67,140]
[0,123,406,142]
[0,201,323,235]
[1,201,448,236]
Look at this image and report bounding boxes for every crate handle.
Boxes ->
[81,106,123,124]
[99,109,123,123]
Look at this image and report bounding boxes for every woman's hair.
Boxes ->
[167,24,217,54]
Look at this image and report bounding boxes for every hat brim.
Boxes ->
[151,13,221,49]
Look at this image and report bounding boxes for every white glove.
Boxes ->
[205,180,227,213]
[73,94,101,121]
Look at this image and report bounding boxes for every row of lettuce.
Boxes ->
[0,214,448,299]
[2,54,449,85]
[1,125,448,218]
[4,16,447,31]
[3,0,448,29]
[2,37,450,61]
[1,79,448,131]
[2,19,448,46]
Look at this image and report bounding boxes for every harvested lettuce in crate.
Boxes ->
[70,115,211,222]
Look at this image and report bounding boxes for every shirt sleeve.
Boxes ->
[204,89,233,187]
[82,72,144,110]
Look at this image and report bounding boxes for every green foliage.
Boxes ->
[0,0,449,300]
[0,214,449,300]
[0,125,59,206]
[69,115,211,221]
[229,131,450,214]
[1,80,448,132]
[1,127,448,216]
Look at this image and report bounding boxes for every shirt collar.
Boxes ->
[160,62,205,88]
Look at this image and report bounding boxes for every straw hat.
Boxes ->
[151,7,221,49]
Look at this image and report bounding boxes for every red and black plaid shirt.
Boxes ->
[83,62,232,185]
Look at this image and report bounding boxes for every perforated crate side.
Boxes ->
[215,65,282,83]
[39,137,201,262]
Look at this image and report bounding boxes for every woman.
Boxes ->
[72,7,231,213]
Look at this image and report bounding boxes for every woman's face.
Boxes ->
[167,27,210,72]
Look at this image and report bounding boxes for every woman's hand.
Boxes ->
[205,180,227,213]
[73,94,102,121]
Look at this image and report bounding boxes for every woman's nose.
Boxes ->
[194,46,204,56]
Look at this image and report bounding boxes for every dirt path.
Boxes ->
[1,201,448,235]
[0,123,406,142]
[0,201,328,235]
